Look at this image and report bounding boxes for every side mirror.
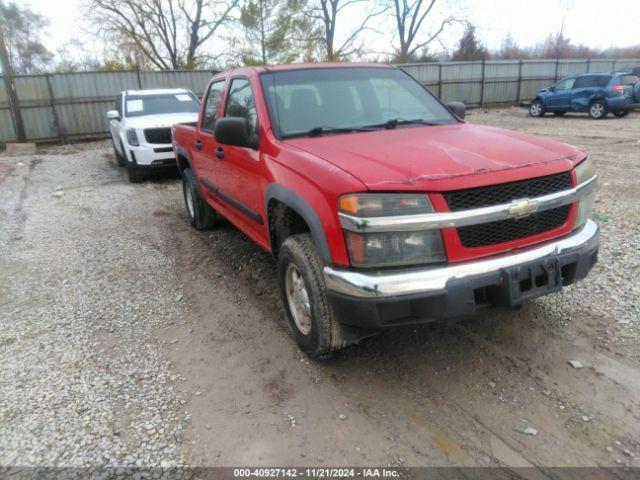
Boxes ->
[107,110,120,120]
[446,101,466,119]
[214,117,259,149]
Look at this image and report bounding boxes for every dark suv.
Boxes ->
[527,72,639,119]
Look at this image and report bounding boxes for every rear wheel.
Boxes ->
[613,110,629,118]
[529,100,545,118]
[553,111,566,117]
[277,233,345,359]
[182,168,219,230]
[588,100,607,119]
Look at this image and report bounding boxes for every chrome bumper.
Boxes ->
[324,219,599,299]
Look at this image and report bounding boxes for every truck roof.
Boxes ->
[213,62,392,78]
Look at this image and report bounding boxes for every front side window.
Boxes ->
[202,80,225,131]
[124,92,200,118]
[260,67,457,138]
[554,78,575,91]
[225,78,258,134]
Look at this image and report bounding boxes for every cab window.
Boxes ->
[225,78,258,134]
[202,80,226,132]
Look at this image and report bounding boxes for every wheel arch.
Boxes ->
[265,183,332,264]
[175,146,192,174]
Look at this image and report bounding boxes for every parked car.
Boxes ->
[525,72,639,119]
[107,89,200,182]
[172,64,599,358]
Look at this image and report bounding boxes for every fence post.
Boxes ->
[136,67,142,89]
[45,73,65,144]
[480,59,486,108]
[554,58,559,81]
[586,58,591,73]
[437,63,442,99]
[516,59,523,104]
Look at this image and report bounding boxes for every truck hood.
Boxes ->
[124,112,199,129]
[285,123,585,191]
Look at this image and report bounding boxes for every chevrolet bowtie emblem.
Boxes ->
[507,199,539,218]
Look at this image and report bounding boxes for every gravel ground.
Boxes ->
[1,108,639,471]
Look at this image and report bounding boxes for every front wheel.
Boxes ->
[277,233,345,358]
[613,110,629,118]
[127,165,144,183]
[529,100,545,118]
[112,139,127,167]
[588,101,607,119]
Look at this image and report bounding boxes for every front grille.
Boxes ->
[444,172,572,211]
[443,172,573,248]
[144,127,172,144]
[457,205,571,247]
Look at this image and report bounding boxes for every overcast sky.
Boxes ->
[24,0,640,64]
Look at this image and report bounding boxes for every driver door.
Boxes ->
[547,77,575,110]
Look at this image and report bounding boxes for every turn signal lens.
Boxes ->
[339,194,434,217]
[574,158,596,228]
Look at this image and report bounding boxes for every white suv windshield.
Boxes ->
[260,67,457,138]
[125,93,200,117]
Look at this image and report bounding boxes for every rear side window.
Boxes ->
[573,76,595,88]
[594,76,612,87]
[619,75,639,86]
[225,78,258,134]
[202,80,225,131]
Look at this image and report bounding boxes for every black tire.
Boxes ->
[127,165,144,183]
[553,111,566,117]
[613,110,629,118]
[113,140,127,167]
[182,168,219,230]
[277,233,345,359]
[529,100,545,118]
[588,100,607,119]
[633,82,640,103]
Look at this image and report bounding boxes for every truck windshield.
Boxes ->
[260,67,458,138]
[125,93,200,118]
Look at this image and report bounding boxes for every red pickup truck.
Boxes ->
[172,63,599,358]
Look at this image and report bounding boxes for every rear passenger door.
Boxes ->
[570,76,598,111]
[194,79,226,189]
[547,77,575,110]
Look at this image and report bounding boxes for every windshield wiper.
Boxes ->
[281,125,376,139]
[364,118,442,129]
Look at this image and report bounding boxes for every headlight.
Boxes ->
[126,128,139,146]
[339,194,445,267]
[574,158,596,228]
[574,157,595,184]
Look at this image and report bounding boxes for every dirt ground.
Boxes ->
[1,107,639,471]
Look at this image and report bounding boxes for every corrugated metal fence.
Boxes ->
[1,59,639,144]
[0,70,216,144]
[400,58,640,108]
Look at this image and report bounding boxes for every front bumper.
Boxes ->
[324,220,599,329]
[125,144,176,167]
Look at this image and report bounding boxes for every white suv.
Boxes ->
[107,89,200,182]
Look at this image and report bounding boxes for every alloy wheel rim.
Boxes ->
[531,104,541,116]
[285,263,312,335]
[185,183,195,219]
[591,104,603,117]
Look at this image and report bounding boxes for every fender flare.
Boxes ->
[175,146,193,171]
[265,183,332,263]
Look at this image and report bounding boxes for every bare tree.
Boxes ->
[389,0,455,63]
[312,0,387,61]
[84,0,240,70]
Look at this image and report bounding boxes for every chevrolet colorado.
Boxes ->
[172,64,599,358]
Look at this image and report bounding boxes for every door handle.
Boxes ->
[215,147,224,160]
[195,139,202,150]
